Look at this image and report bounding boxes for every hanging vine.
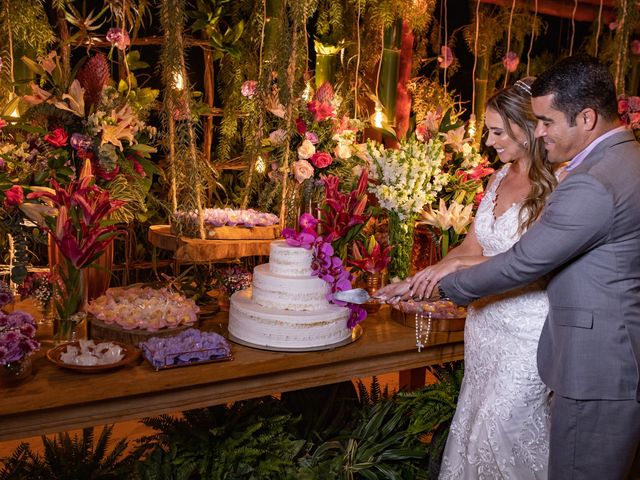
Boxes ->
[159,0,216,238]
[0,0,54,105]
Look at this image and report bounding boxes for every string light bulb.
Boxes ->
[173,71,184,91]
[467,114,476,139]
[302,81,313,101]
[371,102,387,129]
[255,155,266,174]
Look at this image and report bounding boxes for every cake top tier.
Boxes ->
[269,240,314,277]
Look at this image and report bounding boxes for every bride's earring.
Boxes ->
[522,140,529,148]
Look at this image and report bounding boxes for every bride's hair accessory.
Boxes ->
[514,79,532,96]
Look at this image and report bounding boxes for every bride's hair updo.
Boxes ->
[486,76,557,232]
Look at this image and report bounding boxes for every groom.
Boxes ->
[438,55,640,478]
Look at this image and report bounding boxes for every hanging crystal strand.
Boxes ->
[415,311,432,352]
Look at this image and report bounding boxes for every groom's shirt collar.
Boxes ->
[565,125,627,171]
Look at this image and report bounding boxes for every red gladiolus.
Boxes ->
[3,185,24,207]
[44,128,68,147]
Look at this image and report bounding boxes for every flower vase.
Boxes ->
[412,223,441,272]
[363,271,384,313]
[0,356,33,386]
[49,235,113,301]
[387,212,416,280]
[52,260,88,345]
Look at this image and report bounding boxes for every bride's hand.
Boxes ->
[409,258,462,299]
[372,279,411,304]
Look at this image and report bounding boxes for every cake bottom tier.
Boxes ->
[228,289,351,349]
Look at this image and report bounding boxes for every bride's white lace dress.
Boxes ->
[439,163,551,479]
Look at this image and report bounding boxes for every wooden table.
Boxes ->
[0,308,464,441]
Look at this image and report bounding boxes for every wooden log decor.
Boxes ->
[148,225,275,262]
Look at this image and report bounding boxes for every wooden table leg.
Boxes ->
[399,367,426,391]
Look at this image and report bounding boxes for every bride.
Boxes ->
[377,77,559,478]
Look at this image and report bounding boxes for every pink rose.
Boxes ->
[632,40,640,56]
[438,46,454,69]
[292,159,314,183]
[241,80,258,98]
[629,96,640,111]
[502,52,519,73]
[44,128,68,147]
[619,97,630,115]
[305,131,319,144]
[0,119,7,130]
[310,151,333,169]
[3,185,24,207]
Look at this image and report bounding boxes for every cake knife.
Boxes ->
[333,288,442,304]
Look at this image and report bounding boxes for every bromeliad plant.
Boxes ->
[349,235,392,275]
[28,161,125,340]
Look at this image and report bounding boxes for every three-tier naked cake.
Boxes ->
[228,240,352,349]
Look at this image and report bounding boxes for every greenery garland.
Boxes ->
[159,0,216,238]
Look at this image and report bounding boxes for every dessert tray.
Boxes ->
[47,340,139,373]
[390,299,466,331]
[228,324,363,353]
[140,329,233,370]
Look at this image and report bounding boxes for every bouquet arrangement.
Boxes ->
[367,137,449,221]
[414,109,493,259]
[0,310,39,366]
[259,81,366,211]
[0,280,13,310]
[618,94,640,141]
[17,272,53,314]
[2,50,158,223]
[367,137,449,279]
[216,266,253,296]
[28,161,126,338]
[318,169,370,260]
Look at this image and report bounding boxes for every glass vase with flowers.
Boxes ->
[366,137,449,280]
[27,160,126,344]
[413,108,493,263]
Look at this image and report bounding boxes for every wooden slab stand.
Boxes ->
[148,225,276,262]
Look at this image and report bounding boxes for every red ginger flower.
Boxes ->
[28,161,126,269]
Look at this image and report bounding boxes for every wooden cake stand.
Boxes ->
[148,225,280,262]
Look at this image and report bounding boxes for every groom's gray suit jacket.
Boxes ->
[441,129,640,401]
